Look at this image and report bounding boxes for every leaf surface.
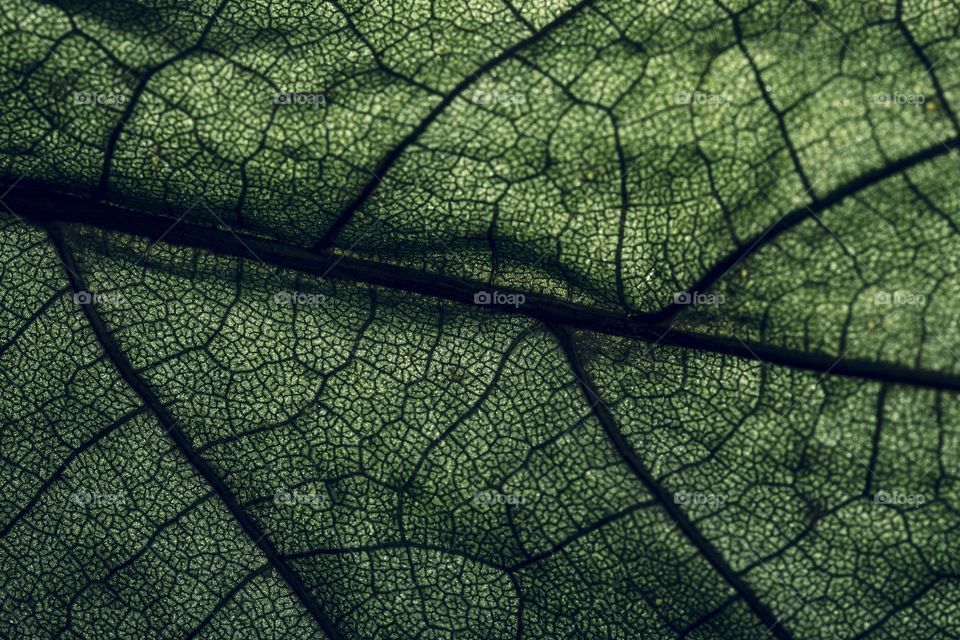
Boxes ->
[2,0,960,638]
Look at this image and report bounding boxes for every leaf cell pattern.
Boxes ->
[2,0,960,638]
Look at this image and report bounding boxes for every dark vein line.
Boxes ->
[43,224,344,640]
[506,500,652,572]
[184,564,272,639]
[11,189,960,393]
[719,0,814,194]
[903,174,960,235]
[735,498,854,577]
[325,0,445,99]
[10,123,959,326]
[507,572,525,640]
[696,145,739,245]
[864,384,888,496]
[550,325,796,640]
[402,328,532,490]
[850,578,941,640]
[677,594,739,638]
[502,0,537,34]
[0,285,70,357]
[312,0,597,249]
[894,0,960,135]
[652,134,960,323]
[94,0,233,198]
[55,490,216,637]
[0,406,146,539]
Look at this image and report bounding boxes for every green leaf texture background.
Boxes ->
[2,0,960,638]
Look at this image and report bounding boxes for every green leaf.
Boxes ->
[2,0,960,638]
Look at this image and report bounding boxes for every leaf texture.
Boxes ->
[3,0,960,638]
